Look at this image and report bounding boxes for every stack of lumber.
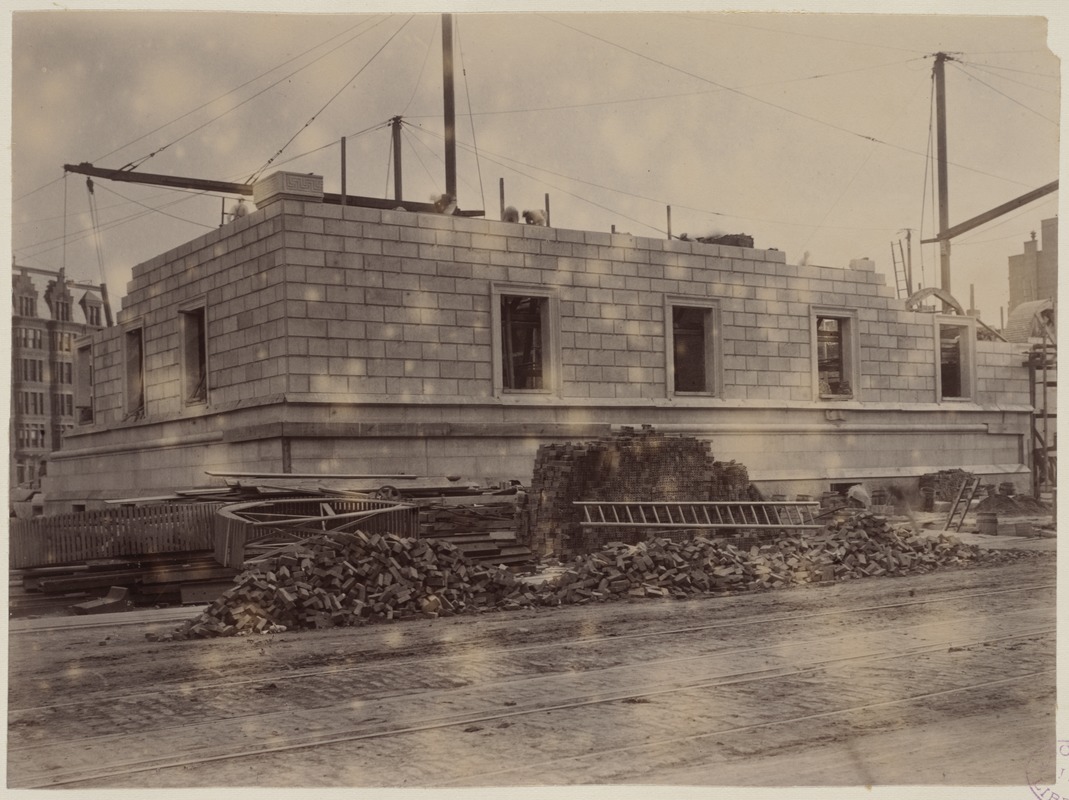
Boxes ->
[417,496,532,566]
[172,513,1041,639]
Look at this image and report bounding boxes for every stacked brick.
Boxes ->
[549,513,1022,600]
[919,469,975,503]
[169,513,1040,638]
[518,427,755,557]
[172,530,532,639]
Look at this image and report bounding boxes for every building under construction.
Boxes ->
[42,169,1036,513]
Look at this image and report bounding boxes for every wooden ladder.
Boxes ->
[574,501,822,531]
[944,476,981,532]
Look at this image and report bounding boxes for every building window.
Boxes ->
[55,361,73,385]
[87,305,102,326]
[125,327,145,418]
[19,358,44,383]
[52,393,74,417]
[16,296,36,317]
[17,424,46,449]
[54,300,71,321]
[15,327,43,349]
[501,296,545,390]
[936,317,975,400]
[181,306,208,404]
[491,285,559,395]
[17,391,45,415]
[51,331,73,352]
[76,344,94,424]
[667,300,721,395]
[812,308,859,400]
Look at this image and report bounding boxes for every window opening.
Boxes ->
[181,307,208,404]
[672,306,709,393]
[939,324,966,399]
[125,328,145,419]
[501,296,545,391]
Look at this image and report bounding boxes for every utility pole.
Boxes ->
[391,116,403,203]
[934,52,952,295]
[340,136,347,207]
[442,13,457,204]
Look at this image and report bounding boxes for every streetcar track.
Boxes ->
[10,609,1052,752]
[9,581,1055,713]
[11,625,1055,788]
[438,669,1057,786]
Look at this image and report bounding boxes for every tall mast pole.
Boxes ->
[934,52,952,295]
[391,116,403,203]
[442,13,457,204]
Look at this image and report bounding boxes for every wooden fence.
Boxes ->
[9,504,221,569]
[214,498,421,567]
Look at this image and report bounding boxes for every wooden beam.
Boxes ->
[921,180,1059,244]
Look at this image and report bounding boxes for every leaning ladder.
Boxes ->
[574,501,821,531]
[943,476,982,532]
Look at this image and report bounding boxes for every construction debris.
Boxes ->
[171,512,1043,640]
[519,426,757,557]
[919,469,975,503]
[976,493,1050,516]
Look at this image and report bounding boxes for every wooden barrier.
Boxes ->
[213,498,421,568]
[9,504,222,569]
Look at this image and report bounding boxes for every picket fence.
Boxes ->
[9,504,221,568]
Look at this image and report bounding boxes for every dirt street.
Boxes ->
[7,555,1057,790]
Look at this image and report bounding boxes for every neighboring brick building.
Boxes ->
[1008,216,1058,312]
[10,266,106,497]
[44,171,1035,512]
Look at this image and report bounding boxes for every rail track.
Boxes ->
[8,573,1056,788]
[8,580,1055,711]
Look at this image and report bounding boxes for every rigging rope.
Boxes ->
[248,16,415,184]
[120,16,392,173]
[455,19,486,213]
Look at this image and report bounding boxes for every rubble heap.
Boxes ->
[519,426,754,557]
[170,513,1039,639]
[976,493,1050,516]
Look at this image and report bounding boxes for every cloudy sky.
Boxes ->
[6,3,1063,324]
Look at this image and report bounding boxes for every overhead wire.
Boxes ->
[672,12,932,55]
[247,16,415,184]
[404,57,926,120]
[455,17,486,212]
[400,126,439,188]
[85,180,108,286]
[403,122,664,235]
[408,119,894,233]
[94,183,217,230]
[540,15,1047,191]
[122,15,395,173]
[15,16,395,248]
[955,58,1061,95]
[917,71,936,289]
[400,17,437,116]
[798,75,929,256]
[950,61,1060,125]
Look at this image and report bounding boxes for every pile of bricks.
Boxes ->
[919,469,975,503]
[172,531,533,639]
[170,512,1040,639]
[519,426,755,557]
[544,512,1027,602]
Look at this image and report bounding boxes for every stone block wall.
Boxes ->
[50,171,1036,513]
[80,171,1033,417]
